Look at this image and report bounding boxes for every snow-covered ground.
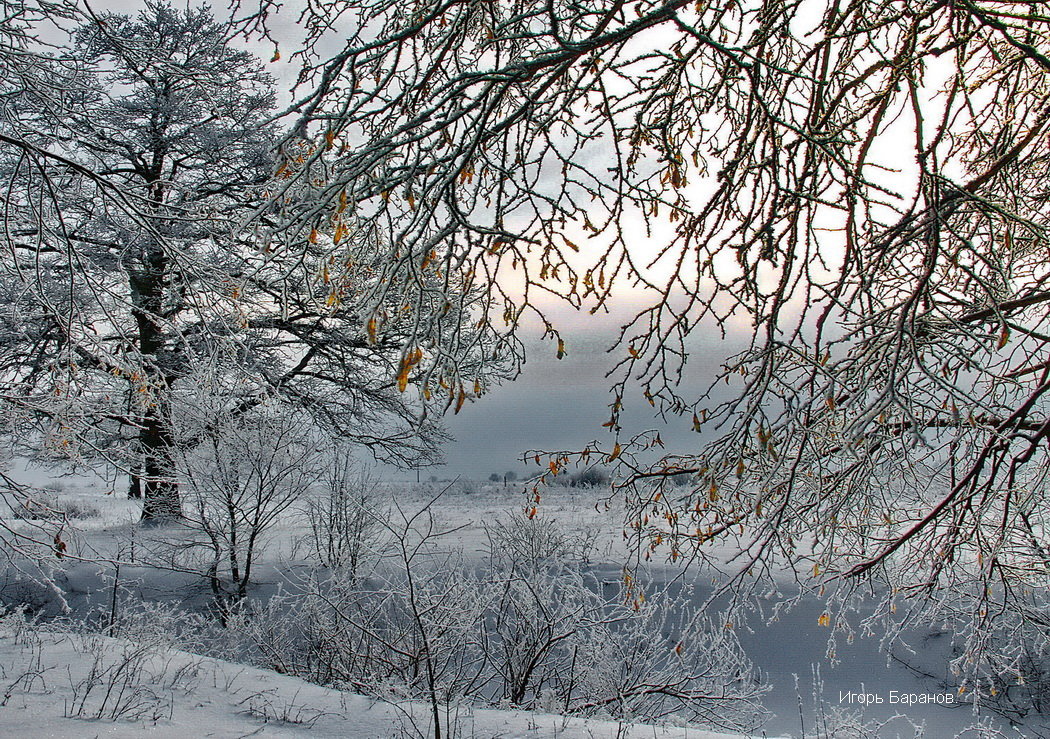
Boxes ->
[0,470,1043,737]
[0,612,752,738]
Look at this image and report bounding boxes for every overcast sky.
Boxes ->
[406,307,747,481]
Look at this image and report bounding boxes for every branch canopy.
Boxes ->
[266,0,1050,679]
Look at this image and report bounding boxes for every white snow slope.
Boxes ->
[0,612,753,739]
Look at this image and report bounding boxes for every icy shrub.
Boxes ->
[226,505,765,734]
[91,597,223,656]
[455,477,479,495]
[485,509,571,565]
[568,588,761,730]
[230,499,489,712]
[10,491,100,521]
[482,512,764,729]
[180,407,318,602]
[568,466,610,488]
[304,456,385,577]
[57,499,101,520]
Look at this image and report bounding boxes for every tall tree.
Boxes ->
[259,0,1050,693]
[0,2,508,520]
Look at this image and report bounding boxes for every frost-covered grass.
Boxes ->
[0,609,752,738]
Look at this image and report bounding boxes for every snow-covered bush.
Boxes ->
[485,510,572,565]
[568,466,610,488]
[454,477,480,495]
[484,558,600,707]
[180,407,319,603]
[225,502,766,735]
[227,496,490,738]
[9,491,99,521]
[567,589,763,731]
[304,455,385,577]
[482,512,765,729]
[91,597,223,657]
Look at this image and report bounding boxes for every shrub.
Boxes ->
[304,457,385,578]
[180,408,318,603]
[569,467,610,488]
[221,506,765,735]
[9,492,99,521]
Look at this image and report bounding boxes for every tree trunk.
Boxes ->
[130,234,181,522]
[127,465,142,499]
[139,396,181,521]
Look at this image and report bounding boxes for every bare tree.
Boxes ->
[181,404,318,604]
[304,451,385,577]
[249,0,1050,696]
